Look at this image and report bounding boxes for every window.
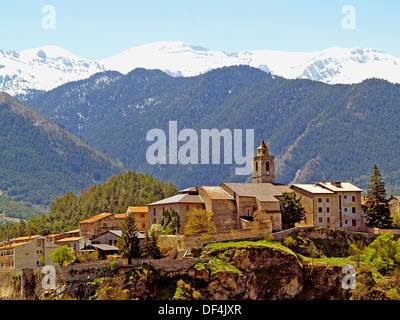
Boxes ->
[352,196,356,202]
[255,161,259,172]
[318,198,322,203]
[344,195,347,200]
[352,207,356,214]
[140,214,145,218]
[326,198,330,203]
[327,217,330,223]
[318,207,323,213]
[153,208,156,215]
[304,217,307,223]
[345,208,348,212]
[327,207,330,213]
[319,217,323,223]
[142,223,145,228]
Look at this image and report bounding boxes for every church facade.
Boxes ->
[147,140,365,234]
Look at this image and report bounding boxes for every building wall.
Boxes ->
[291,186,363,231]
[54,238,90,253]
[198,188,238,232]
[132,212,148,232]
[291,187,316,227]
[79,215,125,238]
[388,198,399,221]
[148,203,205,235]
[13,238,58,270]
[91,233,120,246]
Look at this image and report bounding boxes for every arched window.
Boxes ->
[255,161,259,172]
[266,161,270,172]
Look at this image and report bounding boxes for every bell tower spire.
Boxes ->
[252,140,275,184]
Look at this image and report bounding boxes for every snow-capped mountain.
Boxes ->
[2,41,400,97]
[0,45,105,97]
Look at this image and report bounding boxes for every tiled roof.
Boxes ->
[54,237,84,243]
[126,206,148,213]
[317,182,363,192]
[222,183,293,202]
[291,184,335,194]
[79,213,113,224]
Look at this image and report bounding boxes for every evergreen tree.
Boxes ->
[279,192,306,229]
[117,213,141,264]
[366,164,392,228]
[144,227,161,259]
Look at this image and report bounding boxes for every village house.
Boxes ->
[90,230,146,248]
[126,206,149,232]
[54,236,90,254]
[46,229,80,243]
[388,196,400,223]
[0,235,59,271]
[290,182,366,231]
[147,188,205,233]
[79,206,149,239]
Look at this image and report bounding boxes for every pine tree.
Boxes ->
[117,213,141,264]
[366,164,392,228]
[144,227,161,259]
[279,192,306,229]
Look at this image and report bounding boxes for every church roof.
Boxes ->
[221,183,292,202]
[201,186,234,200]
[258,140,268,149]
[147,193,204,206]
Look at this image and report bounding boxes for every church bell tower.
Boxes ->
[252,140,275,184]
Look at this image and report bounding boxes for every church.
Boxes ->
[147,140,365,234]
[147,140,294,234]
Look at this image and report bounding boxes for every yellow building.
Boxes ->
[291,182,365,230]
[0,235,59,271]
[126,206,149,232]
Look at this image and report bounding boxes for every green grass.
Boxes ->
[195,257,243,275]
[205,239,296,256]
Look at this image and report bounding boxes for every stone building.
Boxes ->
[290,182,365,231]
[79,213,126,239]
[147,188,205,233]
[252,140,275,184]
[147,140,293,233]
[147,140,367,233]
[0,235,59,271]
[388,196,400,224]
[54,236,90,254]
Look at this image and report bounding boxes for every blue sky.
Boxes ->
[0,0,399,60]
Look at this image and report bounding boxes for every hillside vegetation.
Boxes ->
[0,171,177,239]
[0,92,126,208]
[26,66,400,194]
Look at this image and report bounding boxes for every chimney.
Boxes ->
[332,182,342,187]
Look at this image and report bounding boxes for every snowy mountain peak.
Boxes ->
[1,41,400,98]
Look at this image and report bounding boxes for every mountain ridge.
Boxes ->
[0,92,127,207]
[2,41,400,98]
[26,66,400,195]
